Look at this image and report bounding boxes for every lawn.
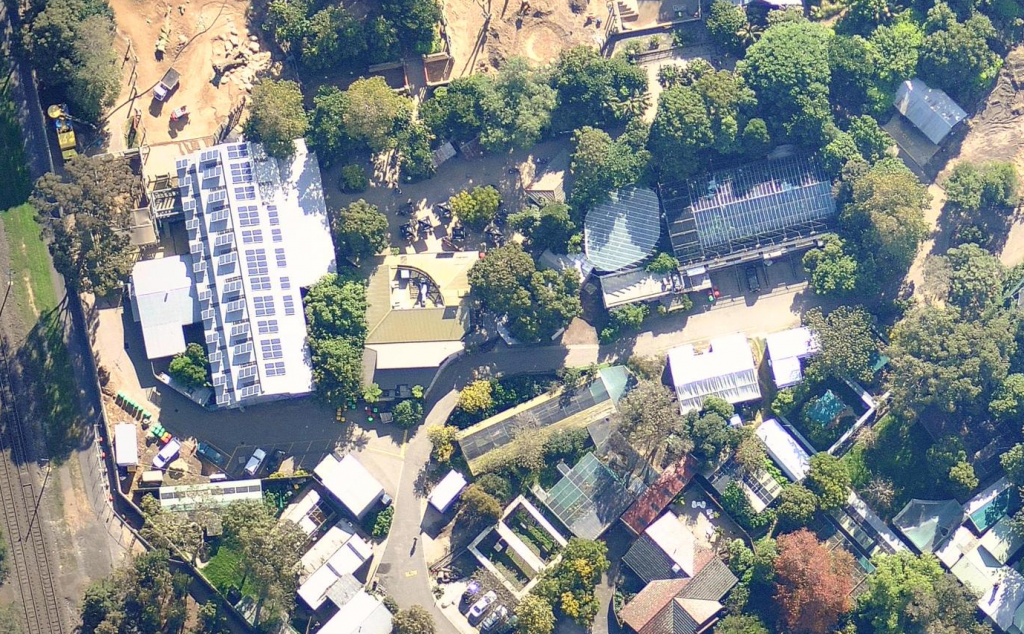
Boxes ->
[0,83,31,211]
[3,203,58,321]
[203,545,255,597]
[20,308,82,461]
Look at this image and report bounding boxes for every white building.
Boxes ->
[114,423,139,468]
[298,521,374,610]
[755,419,810,482]
[314,454,385,520]
[158,479,263,512]
[316,590,392,634]
[765,327,819,389]
[130,139,336,408]
[429,470,468,513]
[667,334,761,413]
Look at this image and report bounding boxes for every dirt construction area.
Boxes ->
[103,0,274,151]
[443,0,606,76]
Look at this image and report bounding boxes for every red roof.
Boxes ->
[621,456,695,535]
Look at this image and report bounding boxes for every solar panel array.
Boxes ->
[459,380,611,462]
[661,155,836,265]
[542,453,634,539]
[583,187,663,272]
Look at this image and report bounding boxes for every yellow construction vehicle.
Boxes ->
[47,104,78,161]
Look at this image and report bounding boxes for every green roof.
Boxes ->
[805,390,847,426]
[892,499,964,553]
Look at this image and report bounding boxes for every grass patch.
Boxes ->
[0,84,31,210]
[19,308,81,461]
[204,545,255,597]
[3,204,57,322]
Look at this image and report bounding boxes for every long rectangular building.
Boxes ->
[131,139,336,408]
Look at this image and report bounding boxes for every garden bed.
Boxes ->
[507,507,561,562]
[478,529,531,590]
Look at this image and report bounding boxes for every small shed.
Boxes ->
[315,454,386,519]
[114,423,139,469]
[894,78,968,145]
[429,470,468,513]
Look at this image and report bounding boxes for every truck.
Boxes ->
[153,68,181,102]
[46,104,78,161]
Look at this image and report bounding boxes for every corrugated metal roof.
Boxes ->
[894,78,967,145]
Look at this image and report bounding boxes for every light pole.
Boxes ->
[0,269,12,319]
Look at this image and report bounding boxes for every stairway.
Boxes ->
[616,0,639,21]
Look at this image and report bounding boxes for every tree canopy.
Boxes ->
[168,343,209,390]
[774,529,854,634]
[305,274,368,406]
[802,234,859,296]
[550,46,649,131]
[468,244,582,342]
[534,538,609,626]
[616,380,684,463]
[569,123,650,212]
[803,305,876,383]
[919,8,1001,101]
[80,549,190,634]
[806,453,851,511]
[32,153,141,296]
[925,243,1004,318]
[738,19,833,146]
[333,199,390,262]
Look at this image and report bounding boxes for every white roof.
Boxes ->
[315,454,384,519]
[316,590,392,634]
[894,78,967,144]
[131,256,199,359]
[174,139,336,408]
[668,334,761,413]
[281,488,322,535]
[429,470,468,512]
[114,423,138,467]
[368,341,466,369]
[765,327,819,389]
[301,521,357,577]
[158,479,262,512]
[979,564,1024,631]
[755,419,810,481]
[645,513,696,577]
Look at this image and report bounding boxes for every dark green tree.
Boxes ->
[919,10,1001,101]
[803,234,859,296]
[304,274,368,342]
[398,121,436,182]
[333,200,390,263]
[479,57,556,152]
[301,6,365,70]
[245,80,308,159]
[533,539,609,626]
[991,374,1024,424]
[420,74,490,142]
[393,399,424,428]
[806,453,850,511]
[925,243,1004,318]
[803,306,876,383]
[168,343,209,389]
[569,123,649,211]
[380,0,441,54]
[309,337,365,406]
[777,484,819,529]
[706,0,748,54]
[714,614,770,634]
[550,46,649,130]
[737,20,833,145]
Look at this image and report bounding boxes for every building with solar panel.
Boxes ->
[129,139,336,408]
[660,155,836,269]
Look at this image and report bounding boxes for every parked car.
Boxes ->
[494,615,518,634]
[480,605,508,631]
[264,448,286,475]
[196,442,227,468]
[244,448,267,476]
[745,266,761,293]
[152,439,182,470]
[468,591,497,621]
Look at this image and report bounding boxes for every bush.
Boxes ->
[459,484,502,526]
[646,252,679,273]
[339,164,369,192]
[721,481,775,532]
[393,400,424,428]
[474,473,514,504]
[427,425,459,463]
[372,506,394,537]
[458,380,494,413]
[450,186,501,228]
[168,343,209,389]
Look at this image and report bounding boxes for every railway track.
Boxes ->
[0,337,66,634]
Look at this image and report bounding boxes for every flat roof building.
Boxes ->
[315,454,385,520]
[131,139,336,408]
[429,470,468,513]
[298,521,374,610]
[661,155,836,270]
[158,479,263,512]
[668,334,761,413]
[894,78,967,145]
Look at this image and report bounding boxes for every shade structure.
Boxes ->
[584,187,662,272]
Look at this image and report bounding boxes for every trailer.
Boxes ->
[153,68,181,102]
[114,423,139,471]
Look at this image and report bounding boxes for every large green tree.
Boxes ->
[309,79,413,165]
[420,74,491,142]
[886,305,1016,421]
[803,305,876,383]
[380,0,441,54]
[616,380,684,463]
[569,124,650,211]
[80,549,189,634]
[32,153,141,296]
[333,199,390,262]
[309,337,365,406]
[245,80,309,159]
[925,243,1004,318]
[550,46,649,130]
[806,453,851,511]
[515,595,555,634]
[802,234,859,296]
[304,274,368,342]
[479,57,556,152]
[468,244,581,342]
[533,539,609,626]
[737,19,833,145]
[919,9,1001,101]
[649,68,759,177]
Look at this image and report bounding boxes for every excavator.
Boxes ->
[46,103,78,161]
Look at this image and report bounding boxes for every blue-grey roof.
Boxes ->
[584,187,662,272]
[540,453,634,539]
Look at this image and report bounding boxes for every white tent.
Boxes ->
[668,334,761,413]
[765,327,819,389]
[429,470,468,513]
[755,419,810,482]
